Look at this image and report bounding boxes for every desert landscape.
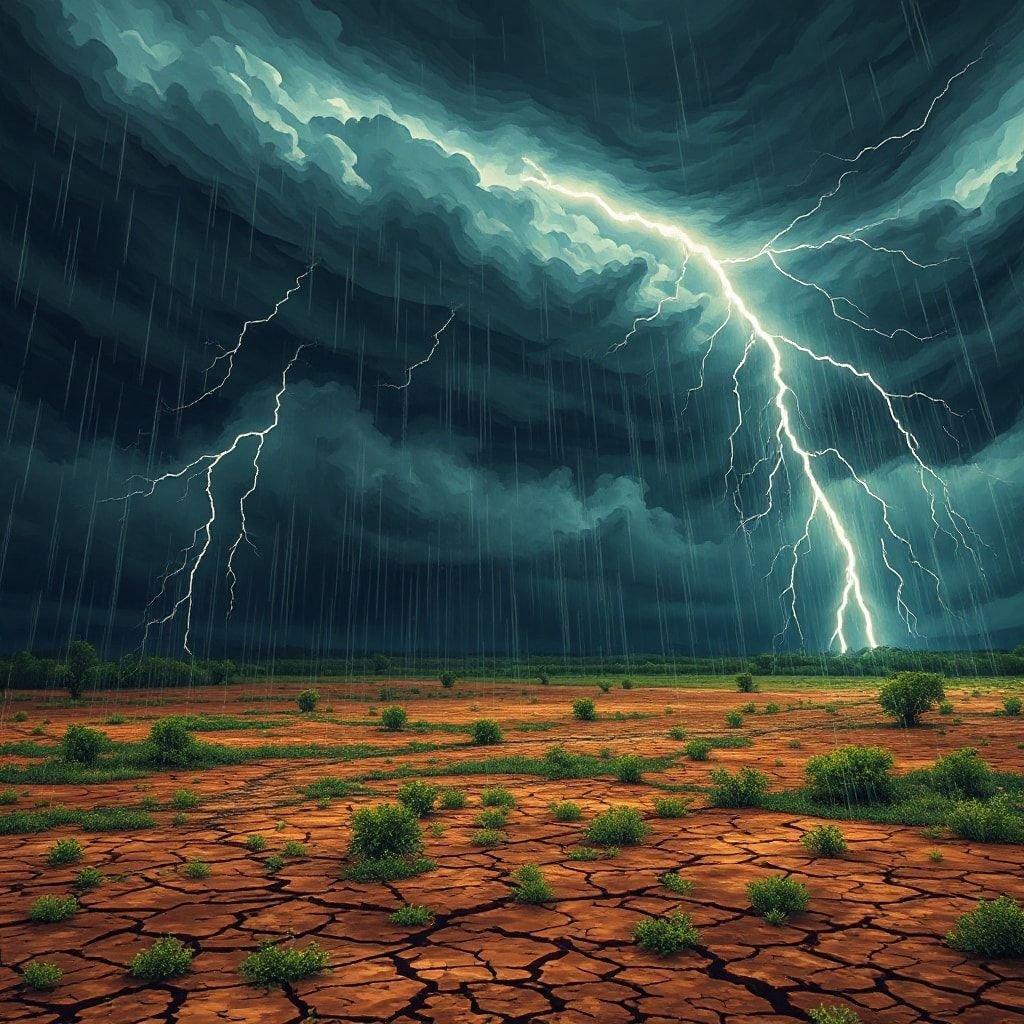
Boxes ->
[0,675,1022,1024]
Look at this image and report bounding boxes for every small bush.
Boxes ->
[439,672,456,689]
[342,854,435,881]
[239,940,329,987]
[613,755,644,784]
[1003,696,1023,717]
[510,864,553,904]
[585,806,648,847]
[470,719,502,745]
[741,702,757,714]
[945,895,1024,958]
[29,894,78,923]
[801,824,848,857]
[598,680,612,693]
[20,960,63,991]
[736,673,757,693]
[653,797,688,818]
[244,834,268,853]
[685,739,711,761]
[930,748,996,798]
[75,866,103,890]
[805,745,894,804]
[390,904,433,927]
[438,789,466,810]
[481,787,516,809]
[105,714,127,725]
[668,726,686,741]
[297,688,319,713]
[147,717,198,767]
[660,871,695,894]
[621,678,633,690]
[633,912,700,955]
[725,710,744,728]
[281,841,308,858]
[939,700,954,715]
[538,672,550,685]
[60,725,109,765]
[171,788,200,810]
[0,789,17,804]
[572,698,597,721]
[747,875,809,922]
[764,703,780,715]
[46,838,84,866]
[264,854,285,875]
[475,807,509,829]
[472,828,505,847]
[130,936,193,980]
[947,796,1024,843]
[380,706,408,731]
[349,803,423,860]
[550,800,582,822]
[878,671,945,726]
[567,845,617,860]
[397,780,439,818]
[808,1006,862,1024]
[708,767,769,808]
[183,860,211,879]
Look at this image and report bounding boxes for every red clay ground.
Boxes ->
[0,680,1022,1023]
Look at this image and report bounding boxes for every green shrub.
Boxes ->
[380,706,408,731]
[438,788,466,810]
[736,673,757,693]
[0,789,17,805]
[549,800,582,822]
[939,700,954,715]
[685,739,711,761]
[800,824,847,857]
[481,787,516,809]
[297,688,320,713]
[621,678,633,690]
[633,911,700,954]
[29,894,78,922]
[567,845,617,860]
[653,797,688,818]
[475,807,509,829]
[747,875,810,922]
[1003,696,1023,717]
[878,671,945,726]
[60,725,109,765]
[439,672,456,689]
[598,680,612,693]
[390,904,433,927]
[613,755,644,783]
[930,748,996,798]
[808,1005,861,1024]
[725,710,744,728]
[948,796,1024,843]
[397,780,439,818]
[21,960,62,990]
[342,855,435,881]
[183,860,211,879]
[239,940,329,987]
[660,871,695,894]
[170,788,200,810]
[244,834,268,852]
[264,854,285,875]
[572,698,597,722]
[541,745,589,779]
[130,936,193,980]
[668,726,686,741]
[281,841,308,858]
[46,838,84,866]
[105,714,127,725]
[471,828,505,847]
[585,806,648,846]
[741,702,756,714]
[946,895,1024,958]
[75,866,103,890]
[708,767,769,808]
[538,673,550,685]
[510,864,553,904]
[805,745,894,804]
[349,803,423,860]
[764,703,780,714]
[470,719,502,745]
[147,717,198,767]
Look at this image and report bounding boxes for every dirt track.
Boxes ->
[0,681,1022,1023]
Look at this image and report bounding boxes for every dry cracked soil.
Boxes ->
[0,680,1022,1023]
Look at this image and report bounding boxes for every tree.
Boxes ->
[439,672,456,689]
[66,641,98,700]
[878,671,945,727]
[735,673,758,693]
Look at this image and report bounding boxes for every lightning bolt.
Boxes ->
[379,307,460,390]
[114,345,307,653]
[173,263,317,412]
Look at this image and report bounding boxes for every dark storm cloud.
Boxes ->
[0,0,1021,658]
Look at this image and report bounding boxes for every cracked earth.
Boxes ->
[0,682,1022,1023]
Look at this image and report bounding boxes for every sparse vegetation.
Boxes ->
[397,780,439,817]
[472,828,505,847]
[747,875,810,922]
[239,940,329,987]
[946,895,1024,958]
[130,936,194,980]
[878,671,945,726]
[930,748,996,798]
[184,860,211,879]
[244,834,268,852]
[567,845,617,860]
[75,866,103,890]
[297,688,320,713]
[380,706,408,731]
[668,726,686,740]
[613,754,644,783]
[481,787,516,808]
[1003,696,1023,717]
[550,800,582,821]
[585,806,648,846]
[805,745,894,804]
[46,837,84,866]
[60,725,109,764]
[475,807,509,828]
[390,904,434,926]
[808,1005,861,1024]
[282,841,308,858]
[470,719,502,745]
[685,739,711,760]
[28,894,78,923]
[660,871,695,894]
[510,864,553,903]
[572,698,597,721]
[725,709,744,728]
[736,673,758,693]
[440,672,456,689]
[947,795,1024,843]
[653,796,688,818]
[171,788,200,810]
[438,788,466,810]
[20,960,63,991]
[800,824,848,857]
[633,911,700,954]
[708,767,770,808]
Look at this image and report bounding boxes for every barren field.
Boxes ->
[1,678,1022,1023]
